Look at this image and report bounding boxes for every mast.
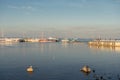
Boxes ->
[41,32,44,39]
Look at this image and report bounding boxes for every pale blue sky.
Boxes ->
[0,0,120,38]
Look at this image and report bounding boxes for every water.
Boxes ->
[0,42,120,80]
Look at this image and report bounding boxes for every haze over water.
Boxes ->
[0,42,120,80]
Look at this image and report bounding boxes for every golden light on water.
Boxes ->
[89,45,120,52]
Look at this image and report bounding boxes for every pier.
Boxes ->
[89,40,120,47]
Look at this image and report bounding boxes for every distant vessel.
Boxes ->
[24,38,39,42]
[0,38,19,43]
[39,32,53,42]
[61,39,69,43]
[39,38,52,42]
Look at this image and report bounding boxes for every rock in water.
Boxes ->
[80,65,91,73]
[27,66,33,72]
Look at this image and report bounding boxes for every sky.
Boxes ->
[0,0,120,38]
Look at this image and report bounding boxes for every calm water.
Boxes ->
[0,42,120,80]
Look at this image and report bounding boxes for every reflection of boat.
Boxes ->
[0,42,13,46]
[0,41,12,44]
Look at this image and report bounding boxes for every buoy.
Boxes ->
[27,66,33,72]
[80,65,91,73]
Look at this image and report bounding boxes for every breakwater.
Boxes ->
[89,40,120,47]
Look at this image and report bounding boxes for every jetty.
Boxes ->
[89,40,120,47]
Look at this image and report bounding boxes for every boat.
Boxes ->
[61,39,70,43]
[39,38,52,42]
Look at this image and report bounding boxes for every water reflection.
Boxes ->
[0,42,120,80]
[0,42,17,47]
[61,42,69,48]
[39,43,45,53]
[81,71,91,76]
[27,71,33,75]
[89,45,120,52]
[39,43,54,53]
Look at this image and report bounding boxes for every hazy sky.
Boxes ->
[0,0,120,38]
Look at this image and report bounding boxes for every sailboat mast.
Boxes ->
[41,32,44,39]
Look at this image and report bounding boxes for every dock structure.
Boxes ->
[89,40,120,47]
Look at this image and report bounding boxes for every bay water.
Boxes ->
[0,42,120,80]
